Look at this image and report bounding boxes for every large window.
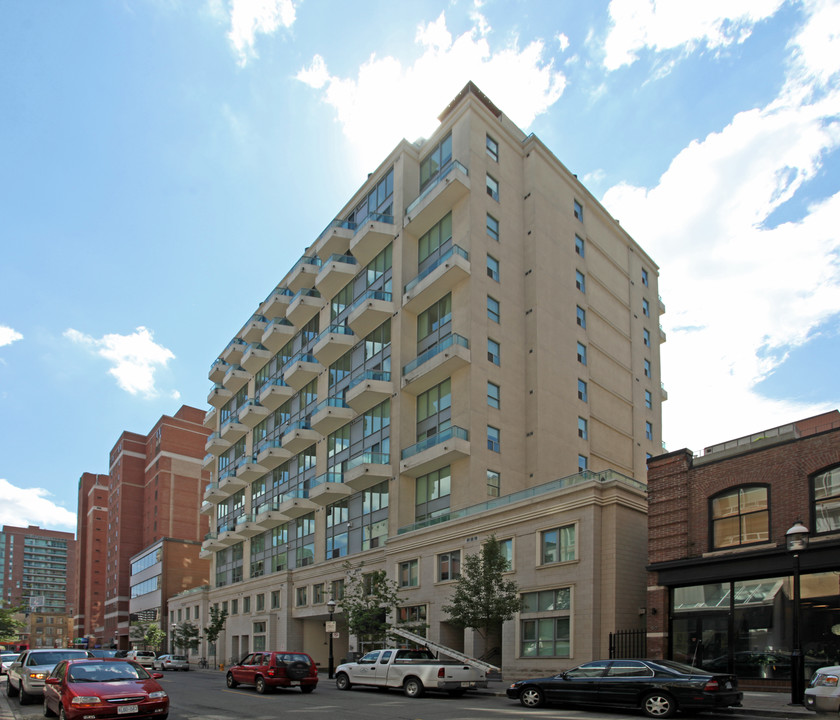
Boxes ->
[438,550,460,581]
[541,525,576,564]
[399,559,419,588]
[416,379,451,442]
[520,587,571,658]
[813,467,840,533]
[419,133,452,190]
[417,294,451,344]
[710,486,769,548]
[416,466,451,522]
[418,212,452,264]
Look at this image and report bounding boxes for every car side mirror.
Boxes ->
[152,673,163,679]
[45,678,60,685]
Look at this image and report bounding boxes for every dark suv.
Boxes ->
[226,651,318,693]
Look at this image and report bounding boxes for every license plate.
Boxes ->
[461,681,473,687]
[118,705,139,714]
[725,682,732,689]
[290,681,300,686]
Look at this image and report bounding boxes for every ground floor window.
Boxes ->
[520,587,571,658]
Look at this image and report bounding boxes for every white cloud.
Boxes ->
[557,33,570,52]
[0,325,23,347]
[296,11,566,167]
[601,3,840,451]
[64,326,176,398]
[227,0,296,67]
[0,478,76,531]
[603,0,785,71]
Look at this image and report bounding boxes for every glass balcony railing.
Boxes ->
[404,245,469,294]
[307,472,344,490]
[347,369,392,391]
[203,531,218,542]
[234,511,256,526]
[286,420,312,432]
[398,469,645,534]
[324,253,357,267]
[315,324,354,345]
[218,468,236,482]
[348,289,392,312]
[294,255,322,269]
[263,286,294,303]
[346,451,390,470]
[258,377,290,396]
[204,482,219,496]
[316,218,357,244]
[209,358,229,373]
[401,426,469,460]
[224,338,246,352]
[353,211,395,229]
[264,317,293,331]
[283,353,318,373]
[249,314,267,323]
[402,334,469,375]
[405,160,469,217]
[291,287,321,302]
[255,437,283,455]
[312,396,350,414]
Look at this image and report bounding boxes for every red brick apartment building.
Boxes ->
[647,411,840,691]
[74,405,211,650]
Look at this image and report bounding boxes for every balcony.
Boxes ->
[313,324,356,366]
[255,439,293,469]
[235,458,268,483]
[281,422,320,454]
[241,315,268,344]
[403,245,470,313]
[659,325,667,344]
[241,344,272,374]
[276,489,317,518]
[347,290,394,338]
[216,527,240,547]
[311,397,355,435]
[238,399,270,428]
[208,358,229,383]
[201,532,224,552]
[198,546,213,560]
[400,426,470,477]
[285,255,321,293]
[402,334,470,395]
[262,318,295,352]
[350,213,396,267]
[207,384,233,408]
[287,288,323,327]
[345,452,391,492]
[315,254,358,299]
[660,382,669,402]
[204,432,231,456]
[203,482,226,502]
[222,364,250,393]
[203,407,217,429]
[313,219,356,261]
[232,512,262,539]
[658,296,666,315]
[219,417,247,443]
[258,378,294,411]
[404,160,469,237]
[220,338,247,365]
[283,354,321,390]
[218,469,248,495]
[199,500,215,515]
[202,452,214,470]
[253,500,291,530]
[345,371,392,414]
[307,472,352,505]
[260,286,294,319]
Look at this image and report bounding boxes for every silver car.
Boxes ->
[5,648,92,704]
[805,665,840,714]
[0,652,20,675]
[153,653,189,671]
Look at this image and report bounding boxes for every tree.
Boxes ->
[442,535,519,660]
[203,606,228,668]
[0,603,24,642]
[171,621,200,654]
[339,561,402,650]
[144,623,166,653]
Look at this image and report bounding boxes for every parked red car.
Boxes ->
[43,658,169,720]
[225,651,318,693]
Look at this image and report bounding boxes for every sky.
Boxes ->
[1,0,839,533]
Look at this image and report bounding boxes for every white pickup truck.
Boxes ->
[334,647,488,697]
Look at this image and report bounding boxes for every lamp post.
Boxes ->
[326,599,337,679]
[786,521,810,705]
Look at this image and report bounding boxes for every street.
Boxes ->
[0,671,791,720]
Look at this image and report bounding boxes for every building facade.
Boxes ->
[647,411,840,690]
[189,83,664,674]
[74,405,211,649]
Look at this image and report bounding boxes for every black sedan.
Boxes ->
[507,658,743,718]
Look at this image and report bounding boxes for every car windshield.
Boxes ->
[27,652,88,667]
[69,663,149,682]
[171,656,186,661]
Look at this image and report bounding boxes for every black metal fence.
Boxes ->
[609,629,647,658]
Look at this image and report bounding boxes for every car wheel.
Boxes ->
[519,686,546,708]
[19,684,32,705]
[642,691,676,718]
[403,676,425,698]
[300,685,315,694]
[255,677,270,694]
[58,706,67,720]
[226,672,238,688]
[6,678,18,697]
[43,695,56,717]
[287,660,310,681]
[335,672,352,691]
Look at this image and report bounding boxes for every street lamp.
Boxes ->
[326,599,337,679]
[786,521,810,705]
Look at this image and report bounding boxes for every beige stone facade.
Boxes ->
[183,83,662,676]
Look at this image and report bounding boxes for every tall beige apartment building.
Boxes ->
[183,83,663,676]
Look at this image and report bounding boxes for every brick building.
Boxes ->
[647,411,840,690]
[74,405,211,650]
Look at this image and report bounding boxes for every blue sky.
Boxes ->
[1,0,839,532]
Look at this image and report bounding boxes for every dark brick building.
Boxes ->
[646,411,840,690]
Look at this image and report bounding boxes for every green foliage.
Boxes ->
[172,621,200,652]
[442,535,519,638]
[0,603,24,642]
[202,606,228,646]
[144,623,166,652]
[339,562,402,647]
